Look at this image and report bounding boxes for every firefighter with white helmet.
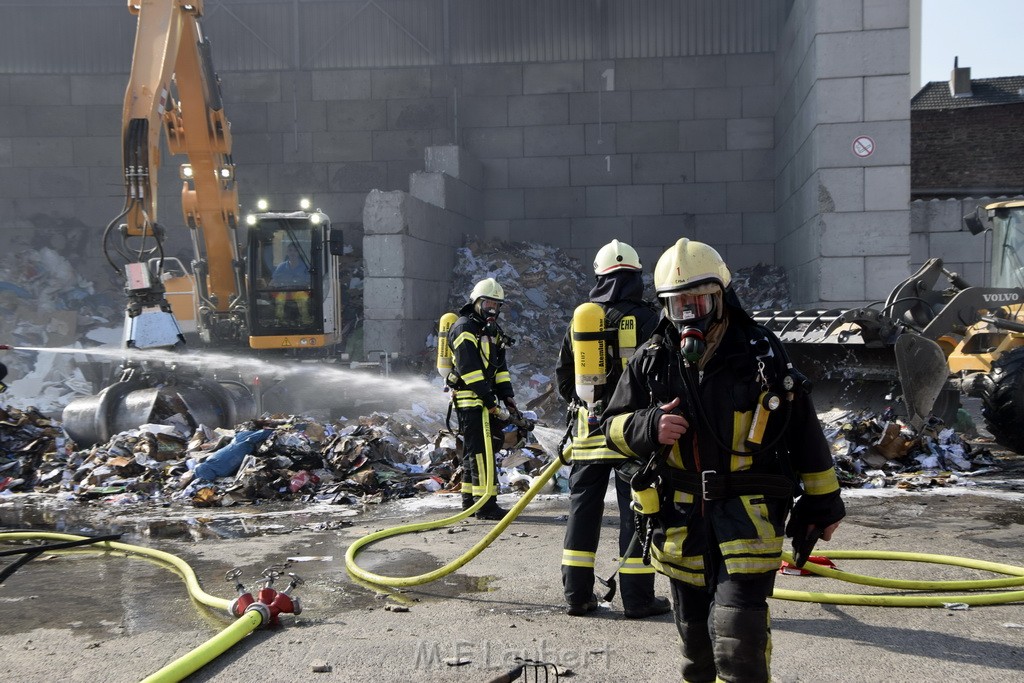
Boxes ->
[447,277,518,520]
[601,238,844,681]
[555,240,670,618]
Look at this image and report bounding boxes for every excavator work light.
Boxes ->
[245,214,257,226]
[256,198,269,211]
[299,198,311,210]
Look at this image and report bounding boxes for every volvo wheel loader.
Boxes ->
[753,200,1024,454]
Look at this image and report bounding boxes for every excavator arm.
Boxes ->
[64,1,349,446]
[113,0,244,348]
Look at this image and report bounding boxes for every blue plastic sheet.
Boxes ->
[193,429,272,480]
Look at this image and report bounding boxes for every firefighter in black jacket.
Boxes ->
[601,239,844,682]
[449,278,518,521]
[555,240,670,618]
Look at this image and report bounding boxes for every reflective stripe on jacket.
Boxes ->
[448,307,513,410]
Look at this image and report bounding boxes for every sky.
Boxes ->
[919,0,1024,86]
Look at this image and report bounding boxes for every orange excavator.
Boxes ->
[63,0,347,445]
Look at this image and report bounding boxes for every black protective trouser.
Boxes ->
[456,407,502,499]
[561,461,655,610]
[670,566,776,683]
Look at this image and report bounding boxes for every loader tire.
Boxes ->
[980,347,1024,454]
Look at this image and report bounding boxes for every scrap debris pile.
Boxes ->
[0,404,552,507]
[0,247,121,414]
[441,239,592,421]
[822,409,998,490]
[0,237,1014,509]
[730,263,791,311]
[440,240,797,422]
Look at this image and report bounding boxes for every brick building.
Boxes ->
[909,63,1024,287]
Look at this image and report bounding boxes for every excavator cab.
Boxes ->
[243,205,345,353]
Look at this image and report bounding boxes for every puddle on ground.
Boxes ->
[0,497,362,541]
[981,509,1024,527]
[0,550,218,639]
[0,503,498,639]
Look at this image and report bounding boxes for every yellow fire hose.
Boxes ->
[0,531,259,682]
[774,548,1024,606]
[344,414,564,587]
[343,415,1024,606]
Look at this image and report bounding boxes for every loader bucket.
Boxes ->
[754,307,960,424]
[894,335,950,430]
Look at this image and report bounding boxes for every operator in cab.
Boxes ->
[271,243,312,325]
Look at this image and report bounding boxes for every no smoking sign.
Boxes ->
[852,135,875,158]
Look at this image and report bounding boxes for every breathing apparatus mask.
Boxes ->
[474,297,502,336]
[662,285,720,363]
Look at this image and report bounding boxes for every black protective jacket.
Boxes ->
[448,302,514,411]
[601,295,844,586]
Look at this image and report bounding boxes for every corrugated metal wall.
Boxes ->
[0,0,785,74]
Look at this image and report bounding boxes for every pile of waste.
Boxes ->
[730,263,791,310]
[823,408,997,490]
[439,239,798,423]
[440,239,591,422]
[0,404,556,508]
[0,247,122,414]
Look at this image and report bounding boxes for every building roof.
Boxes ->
[912,76,1024,111]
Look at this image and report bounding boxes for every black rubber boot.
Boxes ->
[712,605,771,682]
[565,593,599,616]
[474,498,509,520]
[677,619,716,682]
[461,493,474,510]
[624,595,672,619]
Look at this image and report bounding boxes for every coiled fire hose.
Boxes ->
[0,531,265,682]
[345,413,564,587]
[343,418,1024,605]
[774,548,1024,606]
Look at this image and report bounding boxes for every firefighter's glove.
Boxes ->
[785,491,845,539]
[489,405,511,422]
[786,492,844,567]
[503,397,520,419]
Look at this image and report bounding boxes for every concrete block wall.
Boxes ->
[774,0,912,307]
[454,56,777,272]
[363,145,484,357]
[0,3,922,347]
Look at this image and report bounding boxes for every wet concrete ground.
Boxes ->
[3,478,1024,682]
[3,407,1024,682]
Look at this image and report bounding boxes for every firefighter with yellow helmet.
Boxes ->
[600,238,844,681]
[555,240,669,618]
[447,277,518,520]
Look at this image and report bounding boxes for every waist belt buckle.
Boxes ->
[701,470,717,500]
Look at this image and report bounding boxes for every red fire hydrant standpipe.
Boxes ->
[0,531,300,683]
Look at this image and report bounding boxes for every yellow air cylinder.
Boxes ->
[572,302,607,407]
[436,312,458,378]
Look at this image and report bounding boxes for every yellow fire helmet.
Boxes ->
[593,239,642,275]
[654,238,731,295]
[470,277,505,303]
